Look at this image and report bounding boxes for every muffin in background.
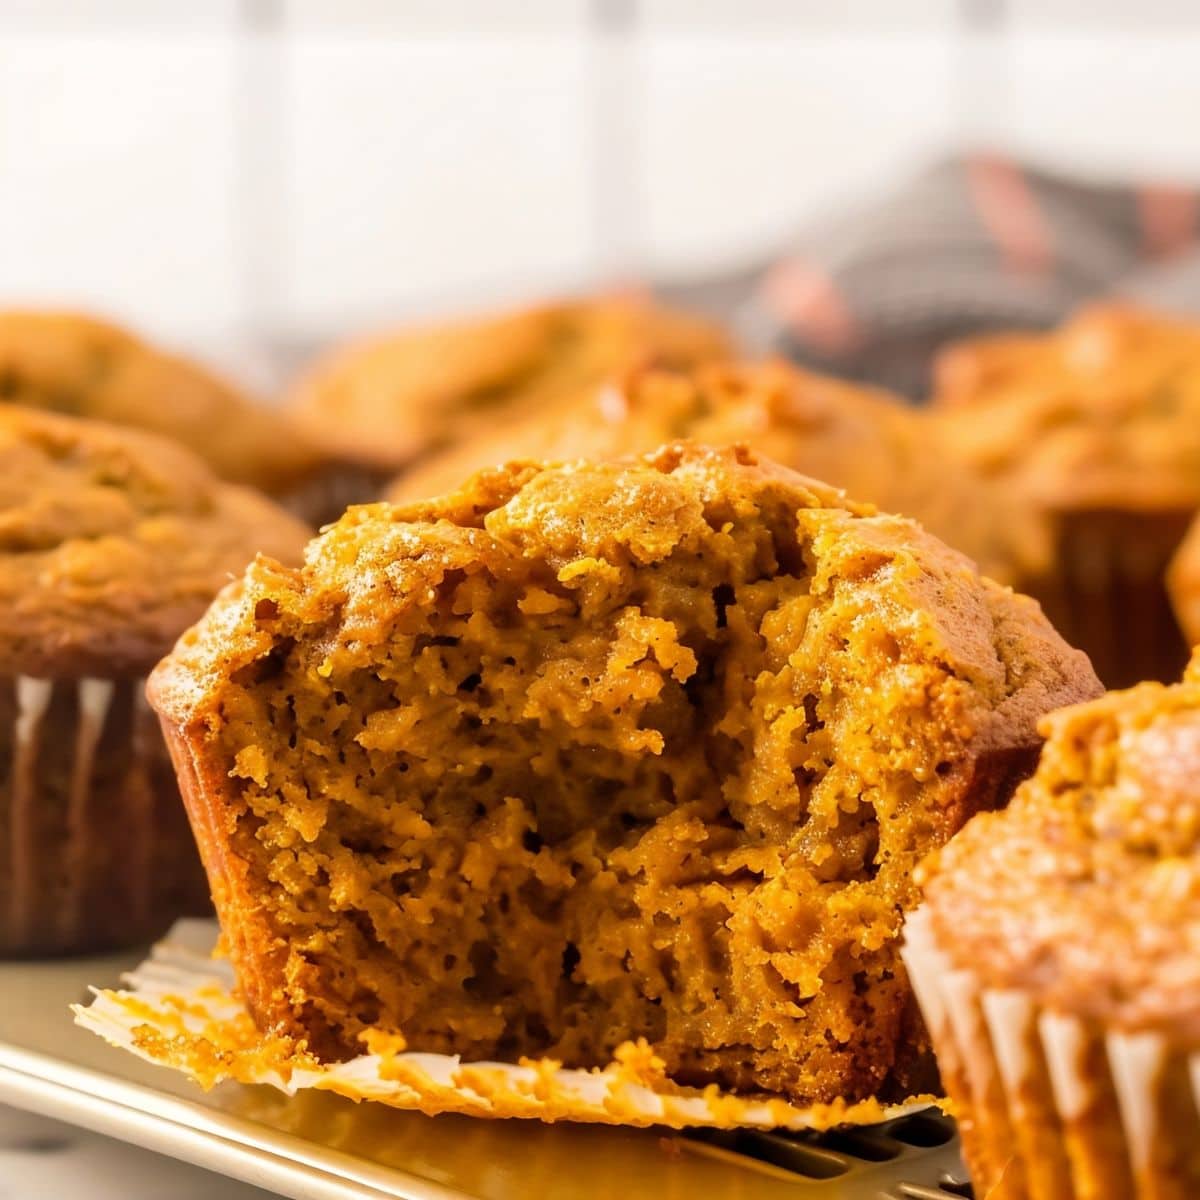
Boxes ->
[0,404,310,957]
[904,654,1200,1198]
[286,296,731,506]
[148,442,1098,1106]
[391,359,1049,589]
[930,302,1200,687]
[0,309,328,504]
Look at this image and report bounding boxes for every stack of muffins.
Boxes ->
[9,291,1200,1196]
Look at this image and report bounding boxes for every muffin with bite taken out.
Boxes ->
[148,442,1098,1105]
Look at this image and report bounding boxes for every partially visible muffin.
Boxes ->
[286,297,731,480]
[930,302,1200,686]
[0,310,326,499]
[905,654,1200,1198]
[391,359,1049,588]
[149,442,1097,1106]
[0,404,310,956]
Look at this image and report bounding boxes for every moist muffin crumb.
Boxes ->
[149,443,1098,1105]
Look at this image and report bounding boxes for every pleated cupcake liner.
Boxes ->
[1030,509,1194,690]
[3,674,207,958]
[280,462,392,529]
[74,923,936,1131]
[902,907,1200,1199]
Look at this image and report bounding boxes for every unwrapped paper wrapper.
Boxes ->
[75,922,933,1131]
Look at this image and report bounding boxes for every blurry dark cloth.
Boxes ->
[664,154,1200,401]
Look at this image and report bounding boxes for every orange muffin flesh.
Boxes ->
[149,444,1099,1105]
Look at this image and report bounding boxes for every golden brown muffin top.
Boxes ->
[918,651,1200,1045]
[0,404,311,678]
[284,298,732,470]
[930,303,1200,512]
[0,310,325,495]
[156,442,1094,754]
[391,360,1049,587]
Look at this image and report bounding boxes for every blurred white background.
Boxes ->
[3,0,1200,381]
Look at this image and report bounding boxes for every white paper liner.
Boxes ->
[73,925,935,1131]
[8,676,119,949]
[902,907,1200,1197]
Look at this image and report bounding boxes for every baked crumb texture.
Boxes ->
[74,933,937,1129]
[150,444,1098,1107]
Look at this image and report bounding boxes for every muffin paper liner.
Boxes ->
[1032,509,1193,689]
[3,674,207,957]
[73,926,935,1131]
[902,907,1200,1198]
[281,463,391,529]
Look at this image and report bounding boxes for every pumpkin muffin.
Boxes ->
[0,404,310,957]
[285,297,730,498]
[930,302,1200,687]
[0,309,327,503]
[391,359,1048,588]
[904,653,1200,1199]
[148,443,1098,1106]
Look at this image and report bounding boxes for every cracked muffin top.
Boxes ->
[285,298,731,471]
[917,651,1200,1046]
[930,303,1200,512]
[0,310,324,496]
[149,442,1098,1105]
[390,359,1049,586]
[0,404,311,678]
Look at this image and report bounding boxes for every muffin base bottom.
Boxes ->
[1,674,210,958]
[1028,508,1193,689]
[75,924,940,1130]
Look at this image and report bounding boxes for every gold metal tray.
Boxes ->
[0,922,969,1199]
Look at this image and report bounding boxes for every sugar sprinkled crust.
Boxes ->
[0,404,311,677]
[0,309,323,494]
[150,442,1099,1106]
[919,651,1200,1047]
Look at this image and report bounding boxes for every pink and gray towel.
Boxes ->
[666,153,1200,401]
